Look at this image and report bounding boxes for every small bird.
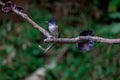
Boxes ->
[48,18,59,38]
[43,18,59,53]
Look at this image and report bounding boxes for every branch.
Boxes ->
[1,1,120,45]
[44,36,120,44]
[0,1,52,38]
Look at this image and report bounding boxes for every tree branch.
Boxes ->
[44,36,120,44]
[1,1,120,44]
[0,1,52,38]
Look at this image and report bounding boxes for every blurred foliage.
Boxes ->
[0,0,120,80]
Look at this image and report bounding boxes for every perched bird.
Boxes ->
[76,30,94,52]
[43,18,59,53]
[47,18,59,38]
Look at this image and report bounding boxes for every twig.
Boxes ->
[38,44,55,54]
[43,43,55,53]
[38,45,46,50]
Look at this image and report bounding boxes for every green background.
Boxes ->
[0,0,120,80]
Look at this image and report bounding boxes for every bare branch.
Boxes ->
[0,1,52,38]
[1,1,120,45]
[44,36,120,44]
[13,10,52,38]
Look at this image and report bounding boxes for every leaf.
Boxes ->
[108,0,120,12]
[99,23,120,34]
[6,45,13,53]
[109,12,120,19]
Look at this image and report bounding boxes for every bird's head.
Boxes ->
[47,17,57,26]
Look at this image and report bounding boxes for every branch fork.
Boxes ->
[1,1,120,53]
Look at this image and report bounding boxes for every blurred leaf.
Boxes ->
[6,45,13,53]
[108,0,120,12]
[109,12,120,19]
[99,23,120,34]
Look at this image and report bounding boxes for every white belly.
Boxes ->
[48,25,59,37]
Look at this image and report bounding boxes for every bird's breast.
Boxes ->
[48,25,59,37]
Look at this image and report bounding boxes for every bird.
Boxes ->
[43,17,59,53]
[47,17,59,38]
